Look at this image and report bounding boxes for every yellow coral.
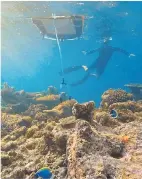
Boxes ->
[45,121,57,131]
[20,116,32,123]
[36,95,59,101]
[25,139,37,150]
[54,100,76,111]
[12,126,27,139]
[26,126,39,138]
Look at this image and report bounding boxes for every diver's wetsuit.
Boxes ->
[60,44,130,86]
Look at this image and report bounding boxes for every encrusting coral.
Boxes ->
[72,101,95,123]
[101,89,133,109]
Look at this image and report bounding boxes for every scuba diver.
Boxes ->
[59,40,135,87]
[61,78,67,86]
[59,79,72,102]
[60,77,67,89]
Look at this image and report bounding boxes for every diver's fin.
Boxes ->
[90,73,97,77]
[82,65,88,71]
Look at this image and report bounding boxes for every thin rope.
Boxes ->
[52,14,71,98]
[67,84,71,98]
[52,16,64,76]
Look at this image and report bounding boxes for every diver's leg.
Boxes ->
[59,66,83,76]
[70,72,90,87]
[95,67,104,79]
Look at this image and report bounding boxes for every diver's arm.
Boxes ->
[82,48,100,55]
[114,47,136,58]
[113,47,130,56]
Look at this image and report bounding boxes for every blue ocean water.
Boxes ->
[1,1,142,106]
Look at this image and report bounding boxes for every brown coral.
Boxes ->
[1,153,12,166]
[66,120,124,179]
[101,89,133,109]
[35,95,60,109]
[54,99,76,118]
[95,111,120,127]
[36,95,59,101]
[109,100,142,113]
[23,104,48,117]
[72,101,95,123]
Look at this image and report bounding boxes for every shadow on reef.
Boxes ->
[1,83,142,179]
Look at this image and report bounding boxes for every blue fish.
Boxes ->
[110,109,118,118]
[34,167,53,179]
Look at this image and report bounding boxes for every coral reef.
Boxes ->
[47,86,58,95]
[95,110,120,127]
[109,100,142,112]
[125,83,142,100]
[66,120,125,179]
[1,83,18,104]
[53,100,76,118]
[1,83,70,113]
[1,88,142,179]
[109,101,142,123]
[101,89,133,109]
[72,101,95,123]
[23,104,48,117]
[35,92,69,109]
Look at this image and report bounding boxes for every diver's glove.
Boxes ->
[129,53,136,58]
[82,51,87,55]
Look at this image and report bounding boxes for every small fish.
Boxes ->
[110,109,118,118]
[76,2,84,5]
[117,12,129,17]
[34,167,53,179]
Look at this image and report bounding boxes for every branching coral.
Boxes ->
[36,95,59,101]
